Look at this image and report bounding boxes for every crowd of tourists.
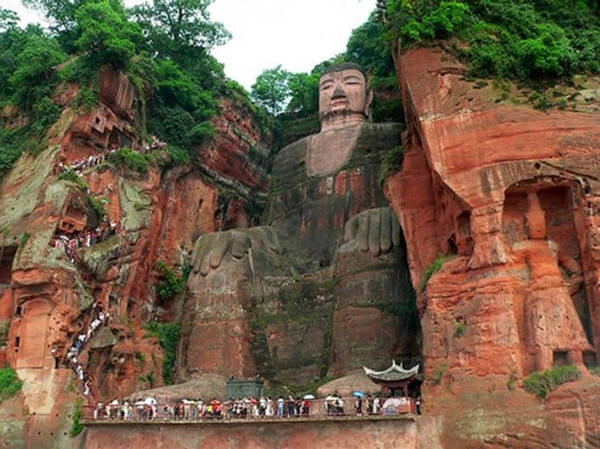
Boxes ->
[52,222,118,262]
[65,303,109,398]
[56,136,167,176]
[87,393,419,421]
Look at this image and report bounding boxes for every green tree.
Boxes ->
[10,31,66,110]
[75,0,141,70]
[346,11,394,77]
[251,65,292,115]
[286,72,319,116]
[130,0,229,61]
[23,0,83,33]
[0,8,19,32]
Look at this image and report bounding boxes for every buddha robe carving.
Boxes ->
[180,64,418,384]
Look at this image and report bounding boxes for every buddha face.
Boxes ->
[318,68,371,126]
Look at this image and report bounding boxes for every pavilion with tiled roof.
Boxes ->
[363,360,420,397]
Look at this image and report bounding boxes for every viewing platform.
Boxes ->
[82,409,421,449]
[83,413,416,426]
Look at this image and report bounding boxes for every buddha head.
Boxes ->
[319,63,372,131]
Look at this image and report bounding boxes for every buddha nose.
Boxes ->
[332,86,346,99]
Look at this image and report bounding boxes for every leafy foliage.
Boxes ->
[251,65,292,115]
[8,0,234,174]
[386,0,600,81]
[109,146,150,174]
[155,260,185,301]
[88,196,106,221]
[19,232,31,249]
[379,144,404,183]
[75,0,141,70]
[129,0,230,61]
[23,0,85,37]
[346,11,395,78]
[523,365,581,398]
[58,167,88,190]
[0,367,23,402]
[286,72,320,116]
[71,86,98,112]
[420,253,453,291]
[143,321,181,385]
[589,365,600,377]
[433,362,449,385]
[69,398,83,436]
[10,31,65,111]
[0,8,19,32]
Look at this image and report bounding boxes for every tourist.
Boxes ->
[94,401,104,419]
[109,398,119,419]
[334,395,344,415]
[276,396,284,417]
[373,396,380,414]
[265,397,274,417]
[286,395,295,417]
[355,396,363,415]
[302,398,310,416]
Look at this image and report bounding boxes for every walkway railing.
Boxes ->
[82,398,416,422]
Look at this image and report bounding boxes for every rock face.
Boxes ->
[0,68,272,448]
[5,42,600,449]
[385,46,600,447]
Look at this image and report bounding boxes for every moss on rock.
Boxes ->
[119,179,152,231]
[80,235,121,279]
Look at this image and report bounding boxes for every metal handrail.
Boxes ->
[82,397,416,422]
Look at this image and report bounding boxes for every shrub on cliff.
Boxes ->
[0,367,23,402]
[143,320,181,385]
[155,260,186,301]
[109,146,150,174]
[523,365,581,399]
[420,253,453,292]
[69,398,83,437]
[58,167,88,191]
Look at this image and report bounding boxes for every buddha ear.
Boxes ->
[364,69,374,118]
[365,88,374,118]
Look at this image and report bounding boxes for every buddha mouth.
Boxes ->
[331,97,348,107]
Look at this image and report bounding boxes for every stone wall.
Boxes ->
[83,417,425,449]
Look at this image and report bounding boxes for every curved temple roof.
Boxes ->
[363,360,420,382]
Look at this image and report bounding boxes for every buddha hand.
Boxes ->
[340,207,401,257]
[191,227,279,276]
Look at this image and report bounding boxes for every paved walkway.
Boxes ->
[83,413,416,426]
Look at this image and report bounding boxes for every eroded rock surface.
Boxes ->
[386,46,600,448]
[0,68,272,448]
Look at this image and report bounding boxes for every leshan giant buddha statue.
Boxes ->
[179,63,418,385]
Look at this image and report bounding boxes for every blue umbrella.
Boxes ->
[352,391,365,398]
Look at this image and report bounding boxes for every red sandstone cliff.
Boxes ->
[3,43,600,449]
[385,46,600,448]
[0,68,271,448]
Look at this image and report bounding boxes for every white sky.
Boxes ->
[4,0,376,90]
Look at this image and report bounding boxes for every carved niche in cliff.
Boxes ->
[502,177,594,372]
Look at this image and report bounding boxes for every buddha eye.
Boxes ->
[320,82,334,91]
